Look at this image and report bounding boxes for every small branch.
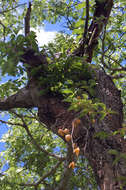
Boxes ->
[35,161,62,187]
[0,119,24,128]
[83,0,89,39]
[101,25,107,67]
[24,124,64,160]
[0,109,65,161]
[20,160,63,188]
[25,2,32,36]
[111,74,126,79]
[65,15,75,30]
[80,0,89,56]
[19,138,73,190]
[100,50,126,74]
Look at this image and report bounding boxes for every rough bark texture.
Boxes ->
[0,0,126,189]
[85,70,126,189]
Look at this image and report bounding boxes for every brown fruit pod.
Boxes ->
[63,128,70,134]
[65,134,71,142]
[58,129,65,136]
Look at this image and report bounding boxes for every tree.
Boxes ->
[0,0,126,189]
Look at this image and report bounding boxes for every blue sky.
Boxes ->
[0,76,13,152]
[0,76,14,151]
[0,119,9,151]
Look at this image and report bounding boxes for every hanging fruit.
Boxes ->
[69,161,75,169]
[65,134,71,142]
[58,129,65,136]
[73,147,80,157]
[63,128,70,134]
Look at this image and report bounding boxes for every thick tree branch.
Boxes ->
[0,87,34,110]
[0,0,114,114]
[87,0,113,62]
[74,0,113,62]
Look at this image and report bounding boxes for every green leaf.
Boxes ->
[76,2,86,10]
[74,19,84,28]
[108,149,119,155]
[61,89,73,94]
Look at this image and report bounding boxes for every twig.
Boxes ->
[20,145,73,190]
[0,3,26,14]
[111,74,126,79]
[20,160,62,188]
[0,20,6,41]
[98,49,126,73]
[24,123,65,160]
[0,119,24,127]
[35,161,62,186]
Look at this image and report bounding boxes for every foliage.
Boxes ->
[0,109,97,190]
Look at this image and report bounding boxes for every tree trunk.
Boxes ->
[1,67,125,189]
[36,69,126,190]
[83,70,126,190]
[1,0,126,189]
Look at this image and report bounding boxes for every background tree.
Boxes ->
[0,0,126,189]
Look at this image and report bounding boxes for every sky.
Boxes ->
[32,26,57,46]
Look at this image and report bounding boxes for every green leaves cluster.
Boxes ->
[0,31,38,76]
